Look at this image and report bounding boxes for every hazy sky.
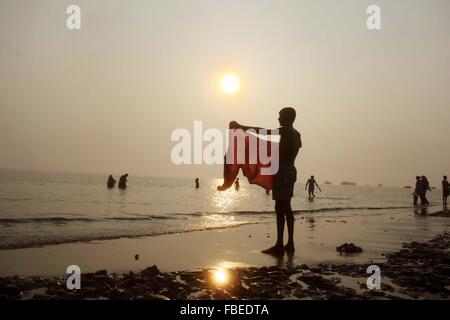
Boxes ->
[1,0,449,186]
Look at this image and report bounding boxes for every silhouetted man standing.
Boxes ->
[230,107,301,255]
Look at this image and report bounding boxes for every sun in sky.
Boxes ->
[220,74,241,95]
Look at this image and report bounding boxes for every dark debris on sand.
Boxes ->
[0,232,449,300]
[429,211,450,217]
[336,243,363,254]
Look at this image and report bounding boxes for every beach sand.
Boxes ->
[0,208,448,277]
[1,208,449,300]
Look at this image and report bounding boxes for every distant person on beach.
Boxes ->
[305,175,321,198]
[442,176,449,209]
[195,178,200,189]
[230,107,302,255]
[118,173,128,190]
[107,175,116,189]
[234,178,240,191]
[413,176,423,205]
[421,176,431,205]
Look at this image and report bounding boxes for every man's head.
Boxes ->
[311,175,314,179]
[444,176,448,180]
[125,173,128,177]
[278,107,296,127]
[416,176,421,181]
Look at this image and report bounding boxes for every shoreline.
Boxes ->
[0,205,421,251]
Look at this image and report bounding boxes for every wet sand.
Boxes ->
[0,208,448,277]
[1,231,449,300]
[1,208,449,300]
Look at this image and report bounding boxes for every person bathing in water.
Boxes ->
[195,178,200,189]
[442,175,449,209]
[230,107,302,255]
[421,175,431,205]
[107,175,116,189]
[305,175,321,198]
[234,178,240,191]
[413,176,424,205]
[118,173,128,190]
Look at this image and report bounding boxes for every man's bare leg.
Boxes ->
[262,200,285,255]
[284,200,295,253]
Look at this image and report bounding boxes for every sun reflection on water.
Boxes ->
[211,179,249,212]
[212,268,229,286]
[194,179,253,229]
[209,261,252,287]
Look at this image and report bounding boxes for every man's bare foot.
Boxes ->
[284,243,295,254]
[261,245,284,255]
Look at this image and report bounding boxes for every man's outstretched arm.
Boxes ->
[229,121,275,135]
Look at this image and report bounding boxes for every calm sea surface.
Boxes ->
[0,169,442,249]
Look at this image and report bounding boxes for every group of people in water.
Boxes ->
[107,173,128,189]
[413,175,450,209]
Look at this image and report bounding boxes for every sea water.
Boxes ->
[0,169,442,249]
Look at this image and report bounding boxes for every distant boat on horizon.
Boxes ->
[404,186,412,189]
[341,181,357,186]
[377,184,383,187]
[324,181,332,185]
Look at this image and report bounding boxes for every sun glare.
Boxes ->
[220,74,241,95]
